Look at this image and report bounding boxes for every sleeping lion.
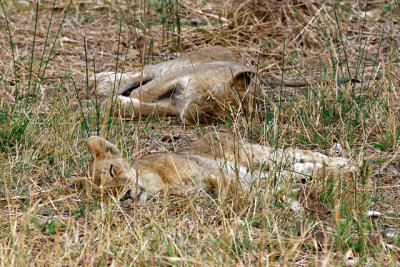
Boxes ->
[82,132,356,203]
[93,46,254,124]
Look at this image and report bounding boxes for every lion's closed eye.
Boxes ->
[109,164,115,177]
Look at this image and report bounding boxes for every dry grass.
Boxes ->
[1,0,400,265]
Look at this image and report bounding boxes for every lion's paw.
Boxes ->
[113,96,140,119]
[91,72,123,97]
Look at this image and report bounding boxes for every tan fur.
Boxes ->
[83,133,357,203]
[93,46,254,124]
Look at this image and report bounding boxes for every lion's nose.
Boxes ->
[130,185,147,204]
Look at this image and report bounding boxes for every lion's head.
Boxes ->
[180,70,255,124]
[84,136,144,201]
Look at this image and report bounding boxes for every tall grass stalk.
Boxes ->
[36,0,57,90]
[39,0,72,81]
[93,59,100,135]
[354,1,368,80]
[26,0,40,98]
[84,37,90,101]
[333,4,351,83]
[0,0,18,95]
[106,11,124,137]
[70,76,89,132]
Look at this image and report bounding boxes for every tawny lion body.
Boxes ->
[84,133,356,203]
[93,46,254,124]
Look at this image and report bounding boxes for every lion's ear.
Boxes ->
[86,136,121,158]
[227,70,254,91]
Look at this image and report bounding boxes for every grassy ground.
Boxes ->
[1,0,399,265]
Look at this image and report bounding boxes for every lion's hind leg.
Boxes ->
[233,141,357,181]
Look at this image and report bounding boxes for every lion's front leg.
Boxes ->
[114,96,180,119]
